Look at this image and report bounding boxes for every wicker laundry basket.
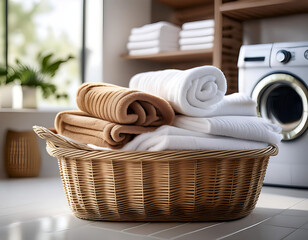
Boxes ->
[33,126,278,222]
[5,130,41,177]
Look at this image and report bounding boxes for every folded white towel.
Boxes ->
[129,29,180,42]
[182,19,215,30]
[121,126,268,151]
[204,93,257,117]
[131,21,180,35]
[179,36,214,45]
[62,125,269,152]
[180,43,213,51]
[180,28,214,38]
[173,115,282,145]
[129,46,178,56]
[129,66,227,117]
[127,40,178,50]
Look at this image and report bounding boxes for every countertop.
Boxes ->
[1,178,308,240]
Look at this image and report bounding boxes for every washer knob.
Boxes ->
[276,50,291,63]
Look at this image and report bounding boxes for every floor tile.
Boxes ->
[171,213,270,240]
[152,222,219,239]
[300,221,308,230]
[256,187,305,210]
[222,224,295,240]
[0,221,51,240]
[66,225,159,240]
[90,221,148,231]
[264,214,308,228]
[252,207,283,218]
[281,209,308,217]
[281,199,308,217]
[289,199,308,211]
[283,228,308,240]
[124,222,184,236]
[46,214,91,231]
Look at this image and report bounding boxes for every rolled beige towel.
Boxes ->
[76,83,175,126]
[55,110,156,149]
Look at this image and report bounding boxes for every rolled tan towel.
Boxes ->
[55,110,157,149]
[76,83,174,126]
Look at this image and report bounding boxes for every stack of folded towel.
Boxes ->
[128,65,282,151]
[55,83,175,149]
[54,66,282,152]
[179,19,215,51]
[127,21,181,56]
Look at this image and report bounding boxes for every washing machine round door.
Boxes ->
[252,73,308,141]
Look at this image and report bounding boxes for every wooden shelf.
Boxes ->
[121,49,213,63]
[122,0,307,93]
[155,0,213,9]
[220,0,308,21]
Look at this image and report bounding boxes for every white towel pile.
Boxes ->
[127,21,181,56]
[128,66,282,150]
[179,19,215,51]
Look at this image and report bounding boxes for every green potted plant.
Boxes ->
[0,52,73,108]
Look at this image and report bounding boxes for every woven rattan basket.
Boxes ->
[33,126,278,222]
[5,130,41,177]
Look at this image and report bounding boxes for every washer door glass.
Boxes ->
[252,73,308,141]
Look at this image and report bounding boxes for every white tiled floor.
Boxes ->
[1,178,308,240]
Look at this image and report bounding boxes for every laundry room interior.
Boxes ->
[1,0,308,240]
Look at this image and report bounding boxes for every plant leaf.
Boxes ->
[40,53,53,73]
[41,55,74,77]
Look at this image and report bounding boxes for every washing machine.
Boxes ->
[238,41,308,188]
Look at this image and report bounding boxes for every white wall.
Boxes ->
[102,0,164,87]
[243,13,308,45]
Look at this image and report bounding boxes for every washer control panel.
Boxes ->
[238,41,308,68]
[271,42,308,67]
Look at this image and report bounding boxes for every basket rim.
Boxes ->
[33,125,278,161]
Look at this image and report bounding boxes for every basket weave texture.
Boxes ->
[34,126,278,222]
[5,130,41,177]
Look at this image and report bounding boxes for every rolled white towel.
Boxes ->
[127,40,178,50]
[129,29,180,42]
[129,66,227,117]
[182,19,215,30]
[173,115,282,145]
[131,21,180,35]
[180,43,213,51]
[121,125,268,151]
[180,28,214,38]
[179,36,214,45]
[129,46,178,56]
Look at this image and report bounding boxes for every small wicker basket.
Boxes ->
[33,126,278,222]
[5,130,41,177]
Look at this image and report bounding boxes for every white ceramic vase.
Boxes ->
[0,84,14,108]
[21,86,37,109]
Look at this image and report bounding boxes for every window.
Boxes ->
[2,0,85,108]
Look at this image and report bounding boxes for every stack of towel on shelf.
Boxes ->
[127,21,181,56]
[55,83,175,149]
[55,66,282,151]
[179,19,215,51]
